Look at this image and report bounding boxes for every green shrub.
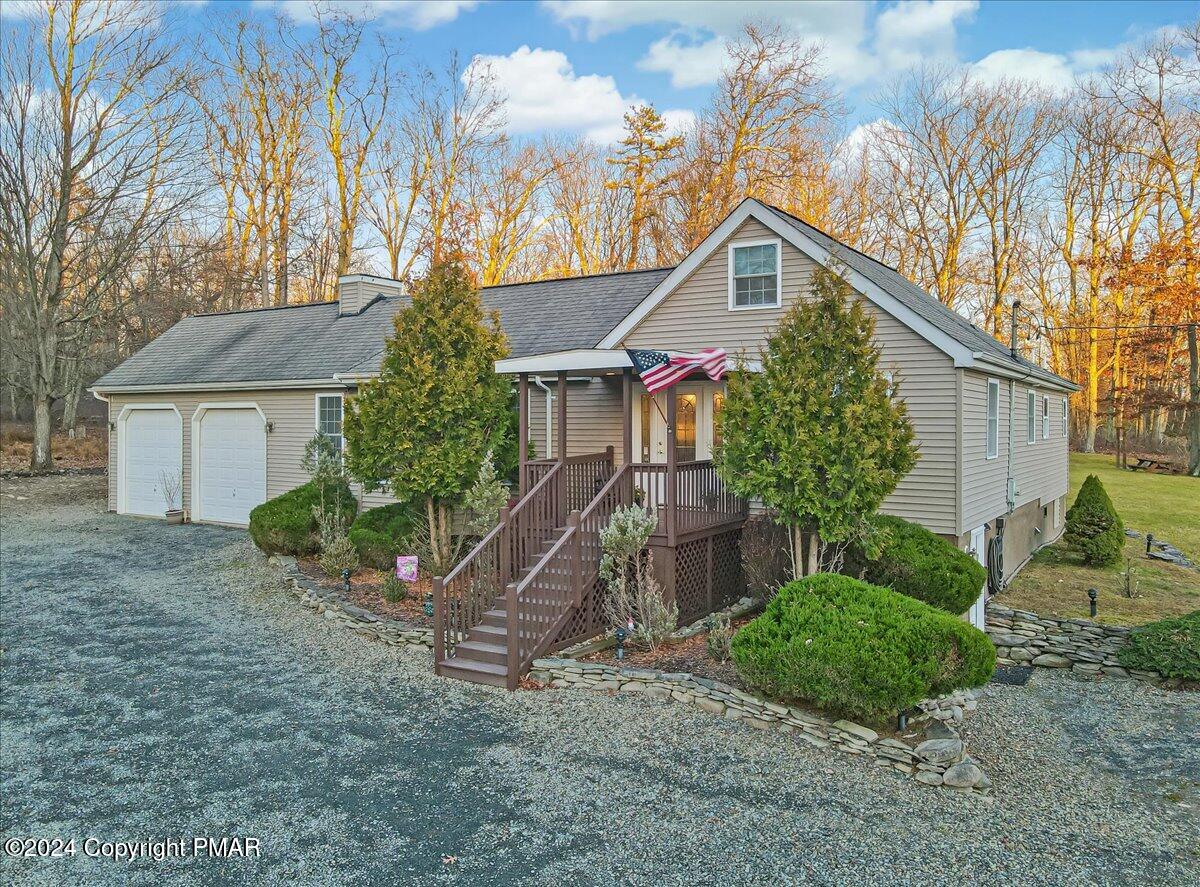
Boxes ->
[1118,611,1199,681]
[248,480,357,556]
[318,534,360,577]
[381,573,409,603]
[1065,475,1125,566]
[349,501,419,569]
[731,574,995,724]
[842,515,986,615]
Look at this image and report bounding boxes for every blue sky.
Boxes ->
[30,0,1199,140]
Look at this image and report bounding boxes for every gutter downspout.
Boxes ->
[1006,301,1021,515]
[532,376,552,458]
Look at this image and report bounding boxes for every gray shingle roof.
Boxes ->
[763,203,1075,388]
[92,267,674,390]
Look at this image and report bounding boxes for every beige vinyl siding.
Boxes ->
[106,387,400,517]
[960,371,1070,532]
[526,376,625,463]
[623,217,959,535]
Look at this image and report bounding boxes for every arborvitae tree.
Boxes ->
[344,263,510,572]
[716,264,917,578]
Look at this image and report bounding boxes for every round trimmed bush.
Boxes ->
[731,573,995,724]
[1065,475,1124,566]
[349,501,419,569]
[248,480,357,556]
[1118,610,1199,681]
[843,515,986,615]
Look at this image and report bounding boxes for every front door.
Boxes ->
[644,383,722,464]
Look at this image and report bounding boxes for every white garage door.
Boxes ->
[122,409,182,517]
[196,408,266,526]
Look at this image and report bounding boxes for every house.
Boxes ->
[91,198,1078,688]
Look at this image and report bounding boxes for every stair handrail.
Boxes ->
[504,464,633,687]
[434,462,563,668]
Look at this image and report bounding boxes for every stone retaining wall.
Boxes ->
[528,658,992,794]
[985,603,1168,685]
[270,555,436,651]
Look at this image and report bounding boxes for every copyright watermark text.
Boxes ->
[4,836,261,862]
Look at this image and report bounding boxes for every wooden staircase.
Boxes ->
[437,528,570,687]
[433,452,627,689]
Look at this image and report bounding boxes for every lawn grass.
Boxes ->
[1002,452,1200,626]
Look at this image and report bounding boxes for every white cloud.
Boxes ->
[256,0,479,30]
[466,45,692,144]
[968,45,1122,92]
[873,0,977,71]
[546,0,983,90]
[638,33,725,89]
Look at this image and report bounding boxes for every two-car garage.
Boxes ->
[117,403,267,526]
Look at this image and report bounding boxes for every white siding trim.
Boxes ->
[727,237,782,311]
[116,403,182,517]
[190,402,268,525]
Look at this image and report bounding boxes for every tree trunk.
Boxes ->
[61,378,80,434]
[1188,324,1199,477]
[806,532,819,577]
[31,394,53,471]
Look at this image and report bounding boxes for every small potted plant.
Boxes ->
[160,470,184,524]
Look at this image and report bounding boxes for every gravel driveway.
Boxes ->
[2,476,1197,886]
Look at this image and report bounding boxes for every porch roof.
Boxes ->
[495,349,761,375]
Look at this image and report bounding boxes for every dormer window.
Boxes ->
[729,239,781,309]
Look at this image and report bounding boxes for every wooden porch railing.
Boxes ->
[631,460,748,540]
[434,450,616,671]
[504,463,634,688]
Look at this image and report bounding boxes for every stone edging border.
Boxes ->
[984,603,1179,687]
[527,658,992,795]
[268,554,436,650]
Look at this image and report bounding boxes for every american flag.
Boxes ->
[625,347,727,394]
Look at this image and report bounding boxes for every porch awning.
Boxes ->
[495,348,761,374]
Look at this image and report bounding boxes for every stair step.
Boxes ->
[454,640,508,665]
[439,657,509,688]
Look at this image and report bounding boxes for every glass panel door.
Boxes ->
[675,394,697,462]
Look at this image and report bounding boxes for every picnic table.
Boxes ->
[1126,455,1177,473]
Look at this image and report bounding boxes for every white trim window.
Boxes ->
[986,379,1000,459]
[1041,395,1050,439]
[1062,397,1069,437]
[315,393,344,452]
[728,239,781,309]
[1026,389,1036,444]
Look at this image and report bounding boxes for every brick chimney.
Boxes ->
[337,274,403,316]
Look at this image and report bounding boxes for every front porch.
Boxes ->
[433,361,749,688]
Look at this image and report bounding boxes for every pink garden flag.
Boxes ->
[396,556,418,582]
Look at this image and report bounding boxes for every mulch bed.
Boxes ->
[296,558,433,627]
[580,616,756,691]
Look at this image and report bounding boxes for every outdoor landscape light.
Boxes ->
[1146,533,1153,555]
[1087,588,1098,618]
[897,711,908,732]
[615,625,627,660]
[423,593,434,617]
[341,568,351,595]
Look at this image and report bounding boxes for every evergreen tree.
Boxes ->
[716,265,917,577]
[606,104,682,269]
[344,263,510,571]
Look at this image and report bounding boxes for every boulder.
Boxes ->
[915,738,964,764]
[1032,653,1072,668]
[942,762,984,788]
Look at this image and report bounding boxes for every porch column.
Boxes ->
[556,371,567,462]
[621,367,633,466]
[665,384,677,545]
[518,373,529,496]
